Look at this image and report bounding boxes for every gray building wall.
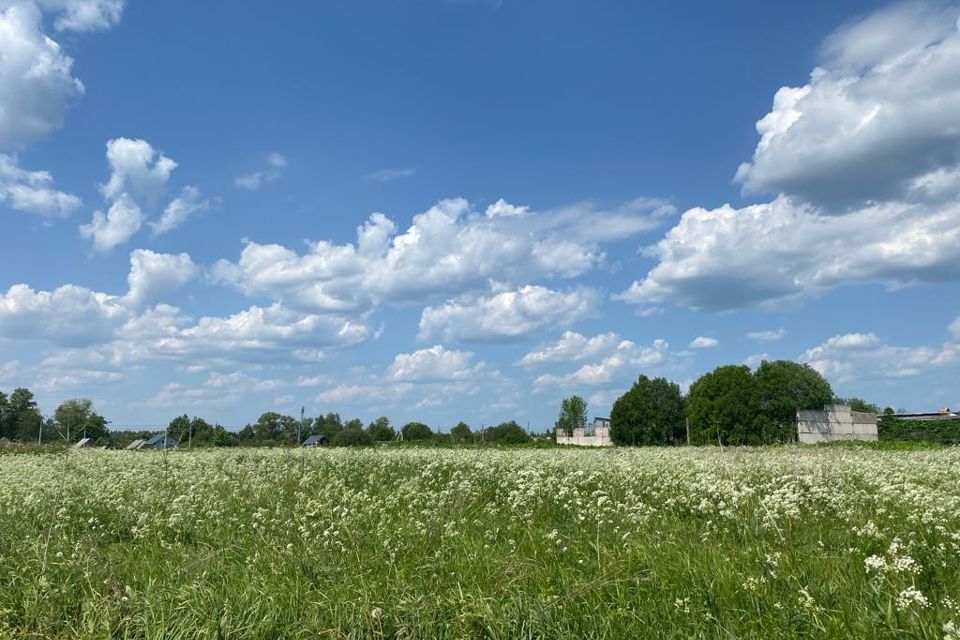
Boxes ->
[797,405,877,443]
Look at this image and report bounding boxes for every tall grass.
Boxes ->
[1,446,959,638]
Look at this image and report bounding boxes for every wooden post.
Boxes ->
[685,417,690,446]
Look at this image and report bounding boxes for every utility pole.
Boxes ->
[685,417,690,446]
[299,406,305,446]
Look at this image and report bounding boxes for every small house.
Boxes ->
[302,435,328,447]
[125,439,146,451]
[142,433,179,450]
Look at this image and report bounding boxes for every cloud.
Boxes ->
[387,345,480,382]
[0,282,126,347]
[517,330,621,367]
[689,336,719,349]
[79,194,144,253]
[81,138,207,250]
[0,153,80,217]
[748,328,786,342]
[367,167,415,183]
[100,137,176,203]
[148,186,211,236]
[40,0,124,32]
[214,196,667,313]
[533,338,671,388]
[734,2,960,207]
[619,196,960,311]
[147,370,286,409]
[0,2,86,148]
[800,322,960,384]
[123,249,196,308]
[621,4,960,312]
[418,285,599,343]
[234,152,286,190]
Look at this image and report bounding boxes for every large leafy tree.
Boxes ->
[484,421,531,444]
[1,388,38,440]
[556,395,588,436]
[610,375,686,446]
[401,422,433,441]
[367,416,395,442]
[450,421,473,443]
[252,412,299,443]
[755,360,834,441]
[687,366,761,445]
[54,398,110,445]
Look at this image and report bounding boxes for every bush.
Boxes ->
[483,421,531,445]
[401,422,433,441]
[331,427,373,447]
[879,417,960,444]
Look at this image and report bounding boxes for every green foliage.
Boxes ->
[687,365,762,445]
[556,395,588,436]
[835,397,882,414]
[401,422,433,441]
[251,412,299,444]
[450,421,473,443]
[610,375,685,445]
[878,417,960,444]
[54,398,111,445]
[755,360,833,441]
[483,421,531,444]
[367,416,395,442]
[166,415,238,447]
[0,387,38,440]
[331,427,374,447]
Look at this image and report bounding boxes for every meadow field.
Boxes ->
[1,446,959,639]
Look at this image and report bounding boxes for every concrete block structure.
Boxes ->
[556,417,614,447]
[797,405,878,443]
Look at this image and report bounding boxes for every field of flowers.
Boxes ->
[1,446,959,639]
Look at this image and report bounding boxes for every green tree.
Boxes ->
[401,422,433,441]
[1,388,37,440]
[557,395,588,436]
[834,396,881,414]
[450,421,473,443]
[331,427,373,447]
[754,360,833,441]
[484,421,531,444]
[54,398,110,445]
[15,409,43,443]
[252,412,299,444]
[610,375,686,446]
[687,365,760,446]
[367,416,395,442]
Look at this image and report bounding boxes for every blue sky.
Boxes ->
[2,0,959,430]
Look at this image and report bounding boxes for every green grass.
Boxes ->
[1,446,959,638]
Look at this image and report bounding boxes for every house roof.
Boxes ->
[125,439,146,450]
[144,433,175,446]
[302,435,327,445]
[74,438,94,448]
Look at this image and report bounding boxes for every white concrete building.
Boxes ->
[796,405,878,443]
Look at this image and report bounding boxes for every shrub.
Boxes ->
[331,428,373,447]
[401,422,433,441]
[879,417,960,444]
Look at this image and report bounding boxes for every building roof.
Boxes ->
[125,439,146,450]
[74,438,94,448]
[144,433,173,446]
[302,435,328,446]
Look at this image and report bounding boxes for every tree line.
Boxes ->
[0,387,540,449]
[597,359,880,446]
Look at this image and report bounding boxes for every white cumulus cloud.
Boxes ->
[418,285,599,343]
